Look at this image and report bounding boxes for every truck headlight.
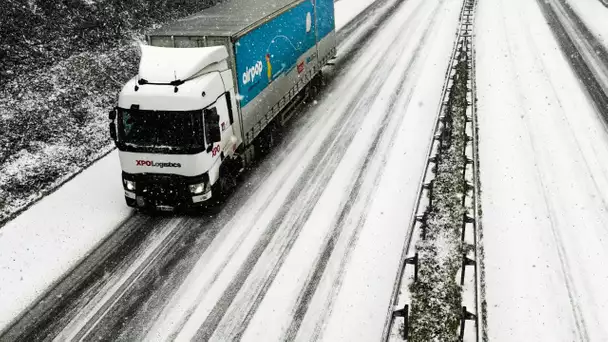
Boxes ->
[189,182,207,194]
[125,180,136,191]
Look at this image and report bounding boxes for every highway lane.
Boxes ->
[477,0,608,339]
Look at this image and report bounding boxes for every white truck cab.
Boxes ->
[109,45,242,210]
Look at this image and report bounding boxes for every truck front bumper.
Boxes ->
[122,172,213,211]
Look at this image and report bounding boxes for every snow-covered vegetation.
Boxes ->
[0,0,216,224]
[407,56,471,341]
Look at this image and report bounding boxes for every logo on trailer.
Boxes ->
[266,54,273,81]
[136,160,182,168]
[242,61,264,85]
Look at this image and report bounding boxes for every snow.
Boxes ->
[334,0,379,30]
[0,0,464,338]
[0,151,132,332]
[566,0,608,48]
[476,0,608,340]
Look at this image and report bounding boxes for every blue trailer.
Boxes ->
[147,0,336,148]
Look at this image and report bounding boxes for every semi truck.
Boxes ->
[108,0,336,211]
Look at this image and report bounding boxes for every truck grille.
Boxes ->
[143,175,187,205]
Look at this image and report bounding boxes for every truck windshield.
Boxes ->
[117,108,205,150]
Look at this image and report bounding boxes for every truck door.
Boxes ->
[214,92,237,155]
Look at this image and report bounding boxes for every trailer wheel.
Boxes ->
[254,122,281,157]
[311,72,324,96]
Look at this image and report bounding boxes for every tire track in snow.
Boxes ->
[191,3,430,339]
[196,1,440,339]
[166,6,433,331]
[132,0,427,338]
[540,0,608,126]
[336,0,393,43]
[335,0,405,68]
[517,121,591,342]
[499,1,591,338]
[197,71,385,340]
[521,136,591,342]
[81,160,301,341]
[113,173,295,340]
[306,52,421,342]
[532,0,608,338]
[545,0,608,222]
[54,217,201,341]
[519,5,608,233]
[283,2,446,340]
[10,214,158,341]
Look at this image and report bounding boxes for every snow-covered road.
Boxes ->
[477,0,608,339]
[1,0,464,340]
[567,0,608,49]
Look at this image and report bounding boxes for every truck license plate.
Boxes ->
[156,205,175,212]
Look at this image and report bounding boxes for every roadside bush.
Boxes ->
[0,45,139,219]
[0,0,216,85]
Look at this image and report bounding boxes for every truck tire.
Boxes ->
[211,156,240,203]
[125,197,137,208]
[310,72,324,96]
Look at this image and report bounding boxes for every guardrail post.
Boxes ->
[461,214,474,241]
[429,155,440,175]
[393,304,409,340]
[405,252,419,283]
[459,306,477,340]
[417,211,430,240]
[460,254,476,286]
[423,181,434,209]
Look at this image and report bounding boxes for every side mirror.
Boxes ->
[109,108,117,121]
[109,122,117,143]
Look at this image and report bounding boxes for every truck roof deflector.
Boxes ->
[137,44,228,84]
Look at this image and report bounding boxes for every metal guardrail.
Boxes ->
[381,0,483,339]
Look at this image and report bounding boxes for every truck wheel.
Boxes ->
[208,179,226,212]
[218,170,238,198]
[212,159,239,203]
